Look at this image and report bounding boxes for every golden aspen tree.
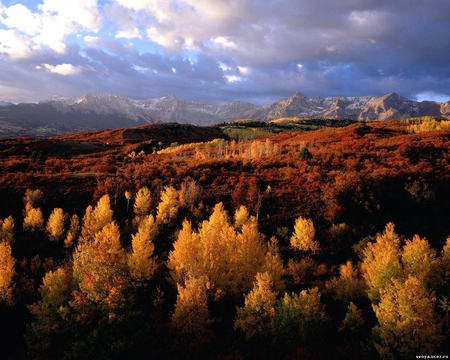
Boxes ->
[361,222,402,303]
[128,215,158,282]
[290,216,320,252]
[80,194,113,243]
[168,220,201,285]
[133,187,151,223]
[64,214,80,248]
[232,215,266,295]
[46,208,66,243]
[372,276,443,359]
[23,202,44,233]
[234,272,278,340]
[73,222,127,303]
[234,205,250,231]
[156,185,179,224]
[0,241,16,305]
[170,203,269,299]
[171,276,212,342]
[402,234,436,284]
[0,216,15,245]
[196,203,236,298]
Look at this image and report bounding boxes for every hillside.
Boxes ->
[0,118,449,359]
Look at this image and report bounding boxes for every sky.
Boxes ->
[0,0,450,105]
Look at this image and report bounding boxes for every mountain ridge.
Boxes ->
[0,91,449,137]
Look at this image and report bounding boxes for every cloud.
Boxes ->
[0,4,40,35]
[0,0,449,104]
[42,63,85,75]
[0,29,33,59]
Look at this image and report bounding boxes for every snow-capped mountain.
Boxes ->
[0,91,449,137]
[42,93,257,126]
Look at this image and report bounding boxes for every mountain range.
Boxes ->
[0,91,449,137]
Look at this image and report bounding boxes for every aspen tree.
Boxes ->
[232,215,266,294]
[0,241,15,305]
[23,203,44,233]
[0,216,15,245]
[133,187,151,223]
[361,223,402,303]
[46,208,66,243]
[172,276,212,341]
[73,222,127,303]
[80,195,113,243]
[156,185,179,224]
[402,234,436,284]
[261,237,285,293]
[26,267,70,358]
[64,214,80,248]
[128,215,158,282]
[234,205,250,231]
[290,216,320,252]
[339,302,364,333]
[168,220,201,285]
[372,276,442,358]
[234,272,278,340]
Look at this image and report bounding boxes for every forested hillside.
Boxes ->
[1,118,450,359]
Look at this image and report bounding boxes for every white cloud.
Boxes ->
[211,36,236,49]
[43,63,84,75]
[238,66,251,76]
[0,29,33,59]
[0,4,40,35]
[225,75,242,83]
[115,27,141,39]
[38,0,102,32]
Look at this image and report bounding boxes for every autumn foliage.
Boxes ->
[0,120,450,358]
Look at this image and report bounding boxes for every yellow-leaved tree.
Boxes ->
[46,208,66,243]
[128,215,158,282]
[133,187,152,224]
[171,276,212,343]
[290,216,320,253]
[234,271,278,340]
[168,203,269,300]
[361,223,402,303]
[156,185,179,224]
[0,241,16,305]
[80,194,114,243]
[372,275,443,359]
[73,221,128,305]
[0,216,15,245]
[23,202,44,233]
